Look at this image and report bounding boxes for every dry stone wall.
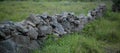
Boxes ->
[0,4,106,53]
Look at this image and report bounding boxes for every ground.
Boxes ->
[0,1,120,53]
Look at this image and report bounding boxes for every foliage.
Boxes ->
[111,0,120,5]
[111,0,120,12]
[39,8,120,53]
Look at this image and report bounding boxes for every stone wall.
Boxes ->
[0,4,106,53]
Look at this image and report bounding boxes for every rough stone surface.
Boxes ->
[0,39,16,53]
[37,25,52,36]
[27,25,38,40]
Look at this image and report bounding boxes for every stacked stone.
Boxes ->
[0,4,106,53]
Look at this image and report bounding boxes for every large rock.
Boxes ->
[94,8,103,17]
[40,14,66,36]
[99,4,106,12]
[79,14,88,24]
[39,14,51,25]
[28,40,40,50]
[12,35,30,47]
[55,14,71,33]
[71,19,84,32]
[15,22,28,36]
[90,10,97,19]
[61,12,76,32]
[35,15,53,37]
[26,25,38,40]
[87,11,94,21]
[50,16,66,36]
[0,39,16,53]
[26,14,43,26]
[37,25,52,36]
[0,21,16,40]
[16,46,32,53]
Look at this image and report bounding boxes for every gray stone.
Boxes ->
[23,20,36,27]
[0,21,16,40]
[90,10,97,19]
[87,11,93,21]
[61,12,77,32]
[78,14,87,25]
[28,40,40,49]
[16,46,32,53]
[26,14,41,25]
[37,25,52,36]
[12,35,30,46]
[72,20,84,32]
[0,39,16,53]
[26,25,38,40]
[51,22,66,35]
[41,12,49,19]
[50,16,66,35]
[55,14,71,33]
[40,14,66,36]
[99,3,106,12]
[35,15,53,37]
[0,28,6,40]
[94,8,103,17]
[15,22,28,36]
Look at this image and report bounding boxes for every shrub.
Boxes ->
[112,0,120,12]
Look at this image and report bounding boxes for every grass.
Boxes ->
[0,1,100,22]
[39,10,120,53]
[39,33,105,53]
[0,1,120,53]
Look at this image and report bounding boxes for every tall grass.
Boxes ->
[38,9,120,53]
[38,2,120,53]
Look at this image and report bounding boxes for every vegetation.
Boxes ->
[0,1,120,53]
[0,1,98,22]
[39,9,120,53]
[111,0,120,12]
